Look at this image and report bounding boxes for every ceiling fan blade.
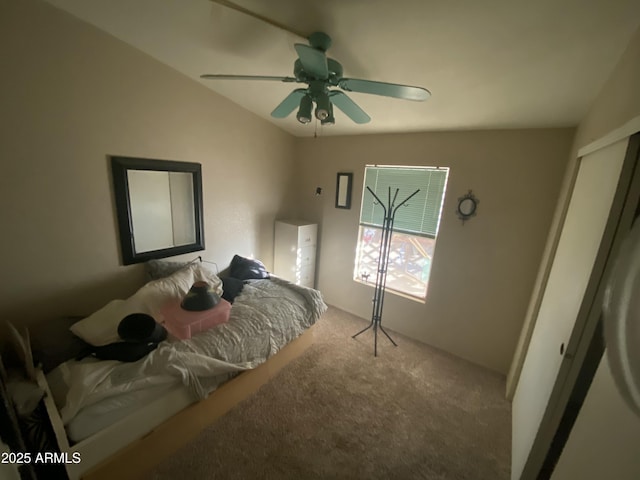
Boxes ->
[294,44,328,80]
[201,74,298,82]
[209,0,307,40]
[271,89,308,118]
[329,91,370,124]
[338,78,431,101]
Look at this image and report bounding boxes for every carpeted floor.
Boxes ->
[147,306,511,480]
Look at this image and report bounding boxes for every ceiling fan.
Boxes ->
[201,30,431,126]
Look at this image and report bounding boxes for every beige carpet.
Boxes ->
[148,306,511,480]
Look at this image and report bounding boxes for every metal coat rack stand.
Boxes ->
[353,186,420,356]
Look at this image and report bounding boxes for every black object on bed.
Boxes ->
[221,277,244,303]
[90,314,168,362]
[228,255,270,280]
[90,341,159,362]
[118,313,167,343]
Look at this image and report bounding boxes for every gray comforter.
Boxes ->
[49,277,326,424]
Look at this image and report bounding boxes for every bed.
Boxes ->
[26,259,326,480]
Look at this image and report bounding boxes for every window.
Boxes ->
[354,165,449,300]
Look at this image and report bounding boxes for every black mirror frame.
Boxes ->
[335,172,353,209]
[110,156,205,265]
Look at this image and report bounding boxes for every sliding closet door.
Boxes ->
[511,138,629,480]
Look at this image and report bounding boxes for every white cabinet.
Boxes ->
[274,220,317,288]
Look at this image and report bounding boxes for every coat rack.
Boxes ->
[353,186,420,356]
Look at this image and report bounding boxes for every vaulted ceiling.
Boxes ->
[45,0,640,137]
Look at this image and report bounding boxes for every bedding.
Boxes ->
[64,383,179,442]
[47,272,326,430]
[71,262,223,347]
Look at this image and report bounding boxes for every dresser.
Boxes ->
[273,220,317,288]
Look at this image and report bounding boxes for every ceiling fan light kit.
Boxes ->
[201,30,430,127]
[315,91,331,121]
[296,94,313,124]
[321,103,335,126]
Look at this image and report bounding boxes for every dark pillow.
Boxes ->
[221,277,245,303]
[30,317,92,373]
[228,255,270,280]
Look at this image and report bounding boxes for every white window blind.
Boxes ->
[359,166,448,238]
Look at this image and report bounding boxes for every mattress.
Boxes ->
[65,383,180,443]
[65,368,239,443]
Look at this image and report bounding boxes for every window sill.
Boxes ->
[353,278,426,304]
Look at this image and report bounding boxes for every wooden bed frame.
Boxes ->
[38,325,315,480]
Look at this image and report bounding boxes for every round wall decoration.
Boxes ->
[457,190,479,224]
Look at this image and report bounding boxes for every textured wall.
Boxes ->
[0,0,295,325]
[290,129,573,373]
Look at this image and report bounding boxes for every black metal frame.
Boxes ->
[352,186,420,356]
[110,156,205,265]
[335,172,353,209]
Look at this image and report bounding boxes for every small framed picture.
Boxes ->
[335,172,353,209]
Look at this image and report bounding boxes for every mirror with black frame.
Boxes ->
[110,156,205,265]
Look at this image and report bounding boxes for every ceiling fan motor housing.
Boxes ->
[294,58,343,84]
[308,31,332,52]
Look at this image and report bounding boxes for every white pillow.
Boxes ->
[70,297,149,347]
[70,262,223,346]
[134,262,222,315]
